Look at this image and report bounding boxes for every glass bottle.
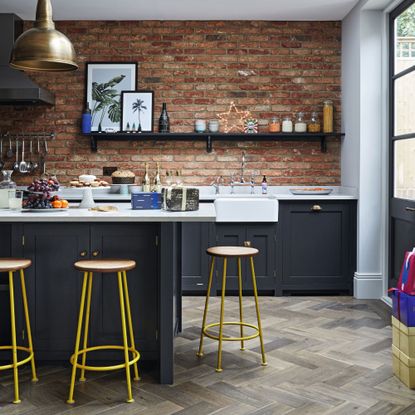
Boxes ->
[159,103,170,133]
[142,163,151,192]
[323,100,334,133]
[294,112,307,133]
[308,112,321,133]
[153,163,162,193]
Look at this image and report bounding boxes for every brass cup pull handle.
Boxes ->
[80,250,87,257]
[406,207,415,212]
[311,205,322,212]
[92,250,100,257]
[244,241,252,247]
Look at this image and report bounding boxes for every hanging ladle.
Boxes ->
[19,139,28,173]
[13,138,19,172]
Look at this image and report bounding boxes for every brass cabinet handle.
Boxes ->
[311,205,322,212]
[80,250,87,257]
[405,207,415,212]
[244,241,252,247]
[92,250,100,257]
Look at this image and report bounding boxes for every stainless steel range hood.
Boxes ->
[0,14,55,105]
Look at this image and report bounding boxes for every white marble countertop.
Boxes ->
[0,203,216,222]
[45,185,358,201]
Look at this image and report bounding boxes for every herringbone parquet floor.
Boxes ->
[0,296,413,415]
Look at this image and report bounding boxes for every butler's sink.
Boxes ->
[214,197,279,222]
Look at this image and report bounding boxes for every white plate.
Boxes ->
[289,188,333,195]
[22,208,69,213]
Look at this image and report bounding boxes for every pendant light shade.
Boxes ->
[10,0,78,72]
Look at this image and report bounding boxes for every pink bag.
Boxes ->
[398,249,415,295]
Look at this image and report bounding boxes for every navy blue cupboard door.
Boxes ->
[90,224,159,359]
[22,224,90,360]
[181,223,211,293]
[280,201,355,295]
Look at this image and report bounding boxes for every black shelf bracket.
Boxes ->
[320,137,327,153]
[206,135,212,153]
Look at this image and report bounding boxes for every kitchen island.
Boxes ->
[0,204,215,385]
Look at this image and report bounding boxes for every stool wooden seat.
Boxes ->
[197,246,267,372]
[207,246,259,258]
[0,258,31,272]
[0,259,37,404]
[67,259,140,404]
[74,259,136,273]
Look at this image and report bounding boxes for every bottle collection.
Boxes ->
[141,163,182,192]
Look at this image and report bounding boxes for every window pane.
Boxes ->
[395,2,415,73]
[394,71,415,135]
[394,139,415,199]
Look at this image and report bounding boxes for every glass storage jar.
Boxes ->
[282,116,293,133]
[294,112,307,133]
[308,112,321,133]
[323,100,334,133]
[268,116,281,133]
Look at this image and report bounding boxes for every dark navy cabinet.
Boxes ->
[20,223,159,361]
[279,201,356,295]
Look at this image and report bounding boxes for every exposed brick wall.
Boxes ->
[0,20,341,186]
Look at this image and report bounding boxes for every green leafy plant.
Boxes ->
[91,75,125,131]
[132,98,147,132]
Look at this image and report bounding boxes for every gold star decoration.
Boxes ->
[217,102,251,133]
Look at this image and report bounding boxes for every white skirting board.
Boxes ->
[354,272,384,299]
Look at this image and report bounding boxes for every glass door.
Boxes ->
[390,0,415,289]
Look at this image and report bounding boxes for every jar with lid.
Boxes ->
[268,116,281,133]
[294,112,307,133]
[0,170,16,209]
[308,111,321,133]
[323,100,334,133]
[282,116,293,133]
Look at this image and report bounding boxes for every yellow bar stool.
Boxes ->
[197,246,267,372]
[67,259,140,404]
[0,258,38,404]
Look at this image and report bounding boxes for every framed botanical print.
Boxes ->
[85,62,137,132]
[121,91,154,133]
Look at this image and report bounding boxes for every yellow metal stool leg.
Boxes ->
[237,257,245,351]
[197,256,215,358]
[249,257,267,366]
[216,258,227,373]
[79,272,93,382]
[9,271,20,404]
[67,272,89,404]
[20,269,38,383]
[117,272,134,403]
[122,271,140,381]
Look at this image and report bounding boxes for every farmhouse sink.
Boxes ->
[214,197,279,222]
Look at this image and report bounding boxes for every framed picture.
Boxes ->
[121,91,154,133]
[85,62,137,132]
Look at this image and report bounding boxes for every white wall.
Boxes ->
[342,2,388,298]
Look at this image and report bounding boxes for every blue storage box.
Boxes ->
[392,289,415,327]
[131,192,161,210]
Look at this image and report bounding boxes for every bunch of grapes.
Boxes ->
[25,178,60,209]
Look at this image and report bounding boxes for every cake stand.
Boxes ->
[78,187,111,209]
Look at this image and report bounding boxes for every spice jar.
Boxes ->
[282,116,293,133]
[308,112,321,133]
[323,100,334,133]
[294,112,307,133]
[268,117,281,133]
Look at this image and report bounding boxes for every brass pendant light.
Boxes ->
[10,0,78,72]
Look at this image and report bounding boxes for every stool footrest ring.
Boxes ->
[203,322,259,342]
[0,346,34,370]
[69,345,140,372]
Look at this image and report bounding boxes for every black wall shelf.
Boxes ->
[84,132,345,153]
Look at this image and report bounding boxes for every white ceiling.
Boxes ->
[1,0,361,21]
